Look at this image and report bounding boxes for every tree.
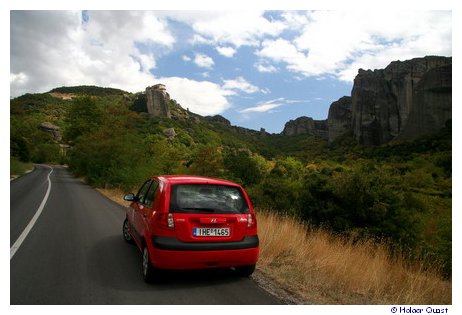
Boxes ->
[224,149,263,186]
[64,96,103,142]
[10,134,30,162]
[188,145,224,178]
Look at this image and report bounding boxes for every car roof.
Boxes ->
[155,175,240,186]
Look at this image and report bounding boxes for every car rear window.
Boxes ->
[169,184,249,214]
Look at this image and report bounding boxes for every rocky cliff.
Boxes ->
[146,84,171,118]
[396,63,452,141]
[282,116,328,139]
[149,56,451,146]
[351,56,451,145]
[328,96,352,143]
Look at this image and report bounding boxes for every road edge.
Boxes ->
[10,165,53,259]
[10,166,35,182]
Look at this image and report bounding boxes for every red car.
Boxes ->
[123,175,259,282]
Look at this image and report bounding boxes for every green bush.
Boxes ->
[224,149,264,186]
[31,143,61,164]
[187,144,225,178]
[10,158,32,176]
[64,96,103,142]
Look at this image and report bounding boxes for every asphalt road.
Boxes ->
[10,165,281,305]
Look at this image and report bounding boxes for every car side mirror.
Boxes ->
[124,193,138,202]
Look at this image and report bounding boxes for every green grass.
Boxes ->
[10,158,33,177]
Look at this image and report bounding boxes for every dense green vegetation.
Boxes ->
[10,86,452,277]
[49,85,126,96]
[10,158,32,176]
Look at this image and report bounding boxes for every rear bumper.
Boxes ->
[148,236,259,270]
[152,235,259,251]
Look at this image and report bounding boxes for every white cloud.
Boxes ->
[159,77,231,116]
[188,34,213,45]
[239,98,285,113]
[194,53,215,69]
[257,11,452,81]
[222,76,260,94]
[10,72,29,86]
[239,102,283,113]
[182,55,191,62]
[238,96,316,114]
[280,11,309,30]
[335,12,452,81]
[10,11,174,97]
[255,62,278,73]
[258,38,331,77]
[258,38,309,69]
[216,46,236,57]
[173,11,287,48]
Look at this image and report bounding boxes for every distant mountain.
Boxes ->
[281,116,328,139]
[11,55,452,166]
[284,56,452,146]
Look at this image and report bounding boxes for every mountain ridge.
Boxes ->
[284,56,452,146]
[35,54,452,146]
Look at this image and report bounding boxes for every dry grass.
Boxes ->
[256,210,452,304]
[98,188,451,304]
[96,187,132,208]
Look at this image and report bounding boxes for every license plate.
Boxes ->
[193,227,230,237]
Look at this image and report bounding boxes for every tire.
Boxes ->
[235,264,256,277]
[142,246,159,283]
[122,218,133,243]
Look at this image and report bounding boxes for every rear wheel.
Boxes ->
[235,264,256,277]
[142,246,159,283]
[122,218,133,243]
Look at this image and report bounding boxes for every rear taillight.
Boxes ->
[247,213,257,228]
[247,213,253,227]
[245,213,257,235]
[155,213,175,230]
[167,213,175,228]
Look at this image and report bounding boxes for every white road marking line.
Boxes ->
[10,165,53,259]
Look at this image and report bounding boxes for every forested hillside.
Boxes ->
[10,86,452,277]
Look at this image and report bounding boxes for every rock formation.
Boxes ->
[328,96,352,143]
[282,116,328,139]
[351,56,451,145]
[286,56,451,145]
[146,84,171,118]
[39,122,61,142]
[397,64,452,141]
[163,127,176,139]
[205,115,231,126]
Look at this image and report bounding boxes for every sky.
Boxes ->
[10,10,452,133]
